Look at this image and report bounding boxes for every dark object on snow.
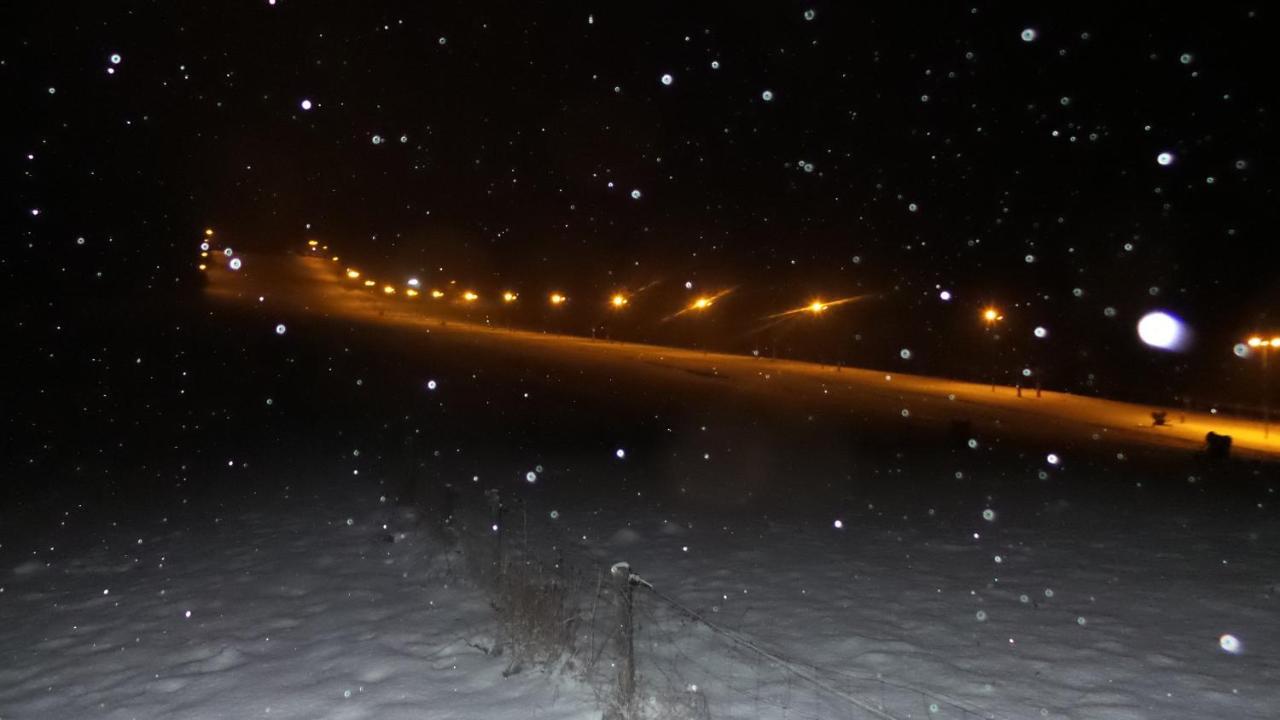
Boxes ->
[1205,431,1232,460]
[1151,410,1168,426]
[949,419,973,447]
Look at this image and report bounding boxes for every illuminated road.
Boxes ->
[206,254,1280,460]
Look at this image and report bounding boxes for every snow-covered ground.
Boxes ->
[539,493,1280,720]
[0,483,597,720]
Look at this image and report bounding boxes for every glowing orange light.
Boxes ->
[1248,336,1263,348]
[808,300,828,314]
[405,288,419,298]
[502,291,518,303]
[1272,337,1280,348]
[611,293,629,308]
[204,228,214,237]
[550,292,567,305]
[307,239,318,247]
[198,263,207,271]
[346,269,361,279]
[331,256,339,262]
[463,291,479,302]
[383,285,396,295]
[431,290,445,299]
[364,279,377,287]
[200,251,209,257]
[692,296,713,310]
[983,308,1002,323]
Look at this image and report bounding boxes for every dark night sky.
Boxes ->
[5,2,1278,406]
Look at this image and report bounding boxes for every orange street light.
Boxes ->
[611,293,629,308]
[550,292,567,305]
[808,300,828,314]
[383,285,396,295]
[198,263,207,271]
[307,239,318,247]
[691,296,713,310]
[431,289,445,299]
[346,269,361,279]
[405,288,419,298]
[1244,334,1280,438]
[982,306,1003,392]
[502,291,518,303]
[462,291,479,302]
[204,228,214,237]
[363,279,377,287]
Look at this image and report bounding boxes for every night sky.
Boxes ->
[7,2,1278,409]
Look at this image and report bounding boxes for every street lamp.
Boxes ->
[982,307,1003,392]
[462,291,479,302]
[549,292,567,305]
[808,300,828,314]
[611,293,629,308]
[691,296,713,310]
[502,291,518,303]
[1246,335,1280,438]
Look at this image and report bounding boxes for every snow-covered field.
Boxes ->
[0,483,597,720]
[535,491,1280,720]
[3,466,1277,720]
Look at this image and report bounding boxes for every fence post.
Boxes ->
[611,561,636,710]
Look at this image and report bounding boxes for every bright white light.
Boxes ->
[1219,634,1242,654]
[1021,28,1037,42]
[1137,311,1188,351]
[615,448,626,459]
[833,519,843,529]
[200,242,209,251]
[1157,152,1175,166]
[1047,453,1060,465]
[229,257,242,270]
[223,248,233,256]
[300,99,312,110]
[426,379,437,390]
[939,290,952,301]
[761,90,774,101]
[660,73,673,86]
[110,53,122,64]
[899,348,912,360]
[630,189,642,199]
[1233,343,1249,358]
[710,60,720,70]
[526,471,537,482]
[407,277,420,287]
[1034,326,1048,338]
[275,323,287,335]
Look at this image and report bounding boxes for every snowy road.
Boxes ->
[210,254,1280,461]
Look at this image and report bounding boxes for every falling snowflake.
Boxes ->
[761,89,774,102]
[300,99,312,110]
[1156,151,1175,166]
[1021,28,1037,42]
[660,73,674,86]
[630,189,642,199]
[274,323,287,335]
